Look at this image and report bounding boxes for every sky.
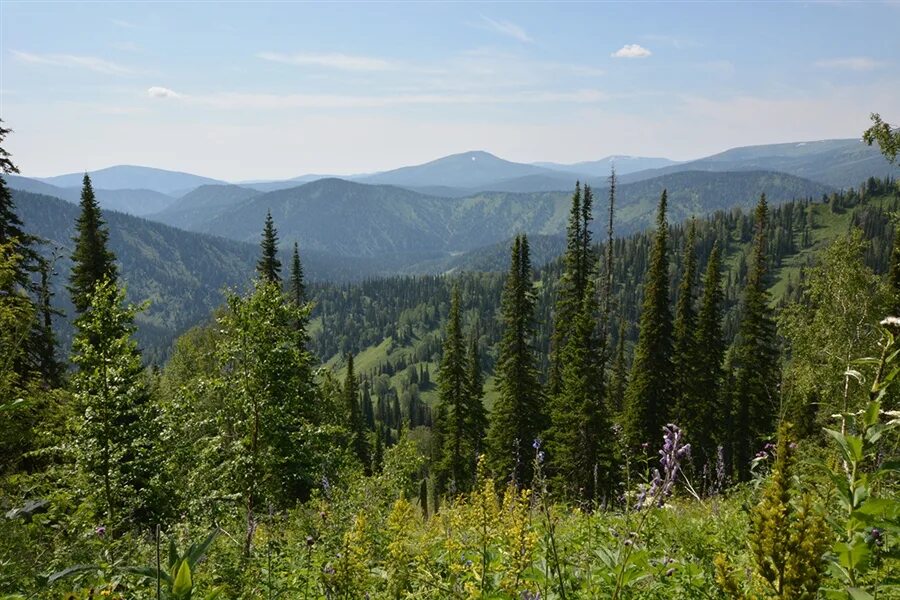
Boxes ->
[2,1,899,181]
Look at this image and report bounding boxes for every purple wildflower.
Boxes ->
[636,424,691,509]
[521,592,541,600]
[95,525,106,537]
[532,438,542,450]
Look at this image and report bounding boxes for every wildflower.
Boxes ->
[521,592,541,600]
[537,451,545,464]
[666,567,675,577]
[306,535,315,547]
[636,424,691,509]
[867,527,885,547]
[95,525,106,537]
[532,438,542,450]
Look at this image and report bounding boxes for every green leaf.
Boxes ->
[863,401,881,428]
[47,564,99,584]
[845,435,864,463]
[172,560,192,598]
[185,529,219,568]
[168,538,179,571]
[824,428,853,463]
[847,588,875,600]
[835,539,871,571]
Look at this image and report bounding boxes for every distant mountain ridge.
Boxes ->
[35,165,225,194]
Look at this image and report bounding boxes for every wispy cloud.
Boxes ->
[12,50,135,75]
[256,52,396,71]
[146,86,606,109]
[814,57,883,71]
[112,42,141,53]
[611,44,652,59]
[479,16,533,43]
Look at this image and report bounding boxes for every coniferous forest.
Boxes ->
[4,106,900,600]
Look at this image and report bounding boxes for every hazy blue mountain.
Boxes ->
[6,175,177,216]
[535,156,680,176]
[179,170,830,263]
[355,150,590,190]
[619,138,900,189]
[151,184,262,229]
[35,165,225,195]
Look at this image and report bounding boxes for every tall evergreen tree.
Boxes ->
[731,195,781,481]
[343,353,370,473]
[290,241,306,306]
[623,190,673,449]
[0,122,38,291]
[889,220,900,316]
[608,320,628,413]
[257,210,282,284]
[672,221,699,414]
[362,379,375,430]
[547,278,609,501]
[487,235,545,487]
[679,240,725,473]
[69,174,117,314]
[436,286,472,492]
[466,325,487,456]
[35,258,63,386]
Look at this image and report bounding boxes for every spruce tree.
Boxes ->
[69,174,117,314]
[672,221,699,419]
[487,235,545,487]
[35,258,63,386]
[550,182,584,396]
[436,286,471,492]
[623,190,673,449]
[680,240,725,474]
[362,379,375,430]
[731,195,780,481]
[257,210,282,284]
[343,353,370,473]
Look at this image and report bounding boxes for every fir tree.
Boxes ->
[465,325,487,456]
[436,286,472,492]
[487,234,545,487]
[623,190,673,449]
[35,258,63,386]
[547,278,609,501]
[681,240,725,474]
[731,195,781,481]
[69,174,117,314]
[362,379,375,430]
[672,221,699,420]
[343,353,370,473]
[608,320,628,413]
[0,122,38,291]
[550,182,583,396]
[290,241,306,306]
[257,210,282,284]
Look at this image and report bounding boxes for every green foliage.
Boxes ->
[862,113,900,165]
[70,277,164,532]
[124,530,222,599]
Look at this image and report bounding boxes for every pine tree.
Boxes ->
[69,174,117,314]
[731,195,781,481]
[549,182,583,396]
[257,210,282,284]
[487,235,545,487]
[672,221,699,420]
[436,286,471,492]
[343,353,370,473]
[681,240,725,474]
[623,190,673,449]
[362,379,375,430]
[71,278,162,532]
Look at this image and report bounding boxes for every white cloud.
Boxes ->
[147,86,181,99]
[611,44,652,59]
[12,50,135,75]
[145,88,606,110]
[814,57,883,71]
[256,52,395,71]
[479,16,533,43]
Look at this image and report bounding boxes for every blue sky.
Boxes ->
[2,1,899,180]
